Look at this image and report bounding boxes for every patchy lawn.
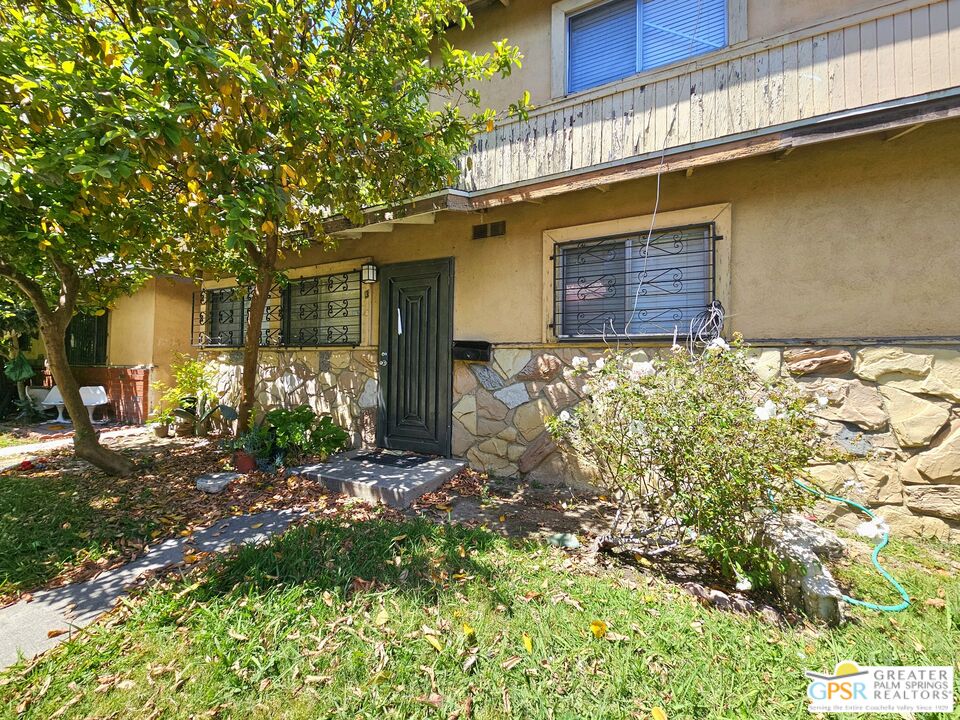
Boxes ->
[0,431,35,450]
[0,435,333,606]
[1,516,957,719]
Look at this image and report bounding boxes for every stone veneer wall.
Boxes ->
[202,344,960,543]
[204,349,380,448]
[452,345,960,543]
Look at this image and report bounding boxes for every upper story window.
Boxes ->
[567,0,728,94]
[554,224,716,338]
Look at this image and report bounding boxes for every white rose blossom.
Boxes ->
[629,360,655,381]
[571,356,589,371]
[754,399,778,421]
[705,337,730,352]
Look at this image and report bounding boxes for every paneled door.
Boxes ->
[377,259,453,455]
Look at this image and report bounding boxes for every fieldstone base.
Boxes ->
[196,471,240,494]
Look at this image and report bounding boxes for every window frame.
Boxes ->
[193,270,363,350]
[66,312,109,366]
[554,223,717,340]
[552,0,745,99]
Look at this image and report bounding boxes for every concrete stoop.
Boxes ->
[290,451,467,508]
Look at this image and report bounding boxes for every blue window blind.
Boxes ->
[568,0,727,94]
[568,0,637,94]
[641,0,727,70]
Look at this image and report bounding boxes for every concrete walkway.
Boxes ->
[0,507,307,670]
[0,426,146,464]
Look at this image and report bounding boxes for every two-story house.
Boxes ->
[190,0,960,541]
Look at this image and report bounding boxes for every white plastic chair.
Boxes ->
[41,385,68,423]
[79,385,109,424]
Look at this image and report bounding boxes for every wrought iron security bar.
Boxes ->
[552,223,720,340]
[192,270,362,348]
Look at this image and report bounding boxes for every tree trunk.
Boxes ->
[40,316,135,476]
[237,268,273,434]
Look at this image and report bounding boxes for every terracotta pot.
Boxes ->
[174,420,195,437]
[152,424,170,438]
[233,450,258,473]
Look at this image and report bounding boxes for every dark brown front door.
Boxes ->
[377,259,453,456]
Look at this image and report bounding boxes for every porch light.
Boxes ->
[360,262,378,284]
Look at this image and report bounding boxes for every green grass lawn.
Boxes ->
[2,517,957,719]
[0,432,33,450]
[0,472,168,601]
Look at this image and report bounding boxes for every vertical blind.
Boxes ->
[568,0,727,94]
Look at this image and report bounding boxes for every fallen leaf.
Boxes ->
[116,679,136,690]
[501,655,521,670]
[250,522,264,529]
[462,652,478,673]
[462,622,476,642]
[47,629,68,639]
[651,707,668,720]
[228,629,249,641]
[605,631,629,642]
[375,608,390,626]
[522,633,533,653]
[590,620,607,639]
[924,598,946,609]
[425,635,444,653]
[304,675,329,685]
[415,693,443,708]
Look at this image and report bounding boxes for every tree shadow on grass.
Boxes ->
[185,515,512,611]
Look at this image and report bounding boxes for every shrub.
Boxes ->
[546,336,822,582]
[265,405,350,464]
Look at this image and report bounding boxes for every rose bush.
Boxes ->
[546,336,824,582]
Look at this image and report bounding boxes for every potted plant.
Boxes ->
[173,393,233,436]
[225,423,272,473]
[149,408,175,438]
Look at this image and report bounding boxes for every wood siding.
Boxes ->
[456,0,960,192]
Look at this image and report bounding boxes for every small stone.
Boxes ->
[804,378,887,431]
[879,387,949,447]
[516,354,563,383]
[852,461,903,506]
[543,381,579,410]
[478,437,510,458]
[452,417,475,457]
[546,532,581,549]
[493,349,532,380]
[855,347,933,381]
[471,364,505,391]
[903,485,960,522]
[476,388,509,421]
[453,364,478,396]
[196,471,240,493]
[358,378,378,409]
[913,425,960,482]
[784,348,853,376]
[493,383,530,409]
[875,504,952,539]
[746,348,782,382]
[514,398,554,441]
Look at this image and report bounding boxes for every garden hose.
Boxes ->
[791,478,911,613]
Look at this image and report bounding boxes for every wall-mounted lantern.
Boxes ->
[361,262,378,284]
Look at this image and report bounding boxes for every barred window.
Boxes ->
[193,271,362,348]
[284,272,362,347]
[66,313,108,365]
[554,224,716,339]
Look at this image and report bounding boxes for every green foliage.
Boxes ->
[546,338,822,581]
[265,405,350,463]
[224,423,274,459]
[152,355,225,434]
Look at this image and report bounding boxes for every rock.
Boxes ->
[453,364,478,396]
[493,349,532,380]
[874,504,953,540]
[903,485,960,522]
[547,533,581,549]
[784,348,853,376]
[855,347,933,381]
[746,348,782,382]
[543,380,579,410]
[760,515,846,625]
[196,471,240,493]
[329,351,352,370]
[879,387,949,447]
[497,426,519,442]
[358,378,378,409]
[514,398,554,441]
[507,444,525,462]
[517,431,557,473]
[471,364,505,391]
[804,378,887,431]
[478,437,510,458]
[516,354,563,383]
[453,395,478,434]
[476,388,509,421]
[913,425,960,482]
[477,417,508,437]
[493,383,530,409]
[852,461,903,505]
[452,417,475,456]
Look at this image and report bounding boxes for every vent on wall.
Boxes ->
[472,220,506,240]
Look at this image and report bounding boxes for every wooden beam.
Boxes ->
[774,146,795,161]
[394,213,436,225]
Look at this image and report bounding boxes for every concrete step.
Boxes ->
[290,451,466,508]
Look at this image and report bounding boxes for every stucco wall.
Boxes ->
[106,281,156,367]
[444,0,903,111]
[149,277,199,403]
[293,119,960,343]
